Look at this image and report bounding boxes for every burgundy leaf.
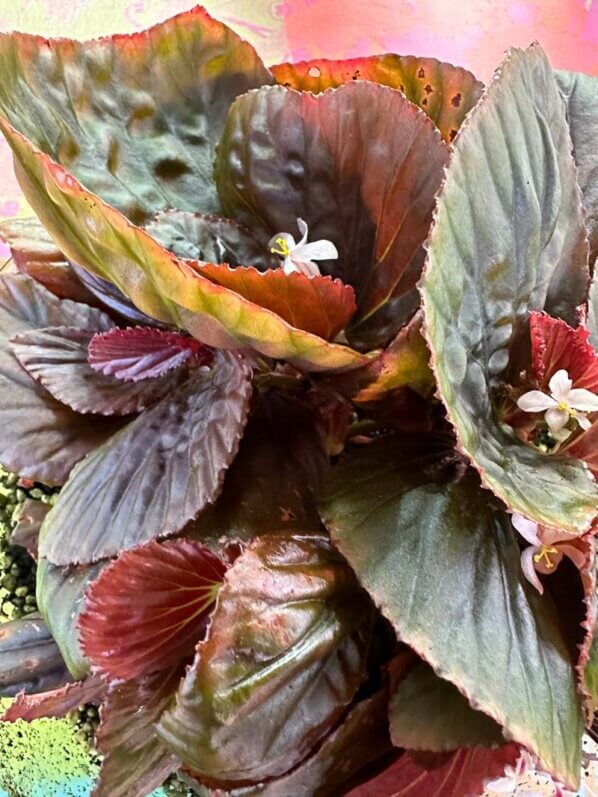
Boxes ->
[11,326,181,415]
[0,615,70,698]
[530,311,598,391]
[39,351,253,565]
[10,498,51,558]
[346,745,521,797]
[79,538,227,680]
[88,326,212,382]
[93,666,182,797]
[1,674,105,722]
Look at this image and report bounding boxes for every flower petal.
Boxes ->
[533,548,563,575]
[521,547,544,594]
[268,231,296,256]
[296,218,309,246]
[291,259,322,277]
[516,390,557,412]
[577,413,592,431]
[294,240,339,262]
[511,513,541,546]
[566,388,598,412]
[548,369,573,401]
[545,407,570,433]
[559,544,586,570]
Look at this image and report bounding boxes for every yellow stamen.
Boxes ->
[533,545,559,569]
[270,237,291,257]
[557,401,575,417]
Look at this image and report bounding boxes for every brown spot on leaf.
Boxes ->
[154,158,192,181]
[417,67,425,78]
[421,98,428,106]
[451,93,463,108]
[424,84,434,94]
[449,129,458,142]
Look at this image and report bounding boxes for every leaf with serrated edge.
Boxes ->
[420,45,595,532]
[0,274,123,484]
[156,534,373,782]
[389,661,504,752]
[79,539,226,680]
[39,351,252,566]
[271,54,483,143]
[320,438,584,786]
[0,7,273,223]
[2,675,105,722]
[215,81,449,322]
[0,123,366,373]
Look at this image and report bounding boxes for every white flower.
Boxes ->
[517,368,598,438]
[268,218,338,277]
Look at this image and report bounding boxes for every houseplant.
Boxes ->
[0,5,596,795]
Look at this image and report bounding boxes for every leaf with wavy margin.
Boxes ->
[420,45,595,532]
[271,54,483,143]
[0,274,123,484]
[0,616,70,698]
[39,351,252,566]
[320,437,584,786]
[157,534,373,782]
[79,539,226,680]
[0,125,366,372]
[0,7,273,223]
[2,674,105,722]
[215,81,449,324]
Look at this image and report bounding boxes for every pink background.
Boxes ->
[0,0,595,258]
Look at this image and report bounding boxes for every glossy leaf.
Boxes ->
[389,661,503,752]
[0,126,366,373]
[39,351,252,566]
[88,326,211,381]
[0,274,123,484]
[0,616,70,698]
[320,438,584,786]
[157,534,373,782]
[346,745,520,797]
[271,54,483,143]
[0,217,96,304]
[93,667,182,797]
[0,7,273,223]
[11,498,50,558]
[2,674,105,722]
[10,326,179,415]
[187,394,329,548]
[420,45,595,532]
[36,558,105,680]
[79,539,226,680]
[145,210,277,269]
[555,70,598,266]
[215,81,449,321]
[529,311,598,390]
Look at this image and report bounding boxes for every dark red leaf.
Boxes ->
[346,745,521,797]
[79,538,226,680]
[530,311,598,391]
[93,666,182,797]
[1,674,105,722]
[0,615,70,698]
[10,326,180,415]
[88,326,212,382]
[10,498,50,558]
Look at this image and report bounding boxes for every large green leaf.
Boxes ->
[389,661,503,752]
[271,54,483,144]
[215,81,449,323]
[0,274,123,484]
[0,7,273,223]
[320,438,584,786]
[157,534,373,783]
[38,351,252,566]
[0,124,366,372]
[420,45,596,532]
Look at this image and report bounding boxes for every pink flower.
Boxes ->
[269,218,338,277]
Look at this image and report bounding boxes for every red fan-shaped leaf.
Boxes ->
[530,311,598,391]
[79,538,227,680]
[1,674,105,722]
[88,326,212,382]
[193,263,356,340]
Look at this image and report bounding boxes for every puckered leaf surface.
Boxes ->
[187,394,329,547]
[0,7,273,223]
[320,438,584,786]
[10,326,179,415]
[88,326,211,381]
[2,675,105,722]
[39,351,252,566]
[389,661,503,752]
[271,54,483,143]
[0,616,70,698]
[215,81,449,323]
[36,558,105,679]
[0,274,123,484]
[93,667,182,797]
[345,745,520,797]
[0,126,366,373]
[420,45,596,532]
[157,534,373,782]
[79,538,226,680]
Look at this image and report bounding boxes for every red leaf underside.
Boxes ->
[530,311,598,391]
[1,674,106,722]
